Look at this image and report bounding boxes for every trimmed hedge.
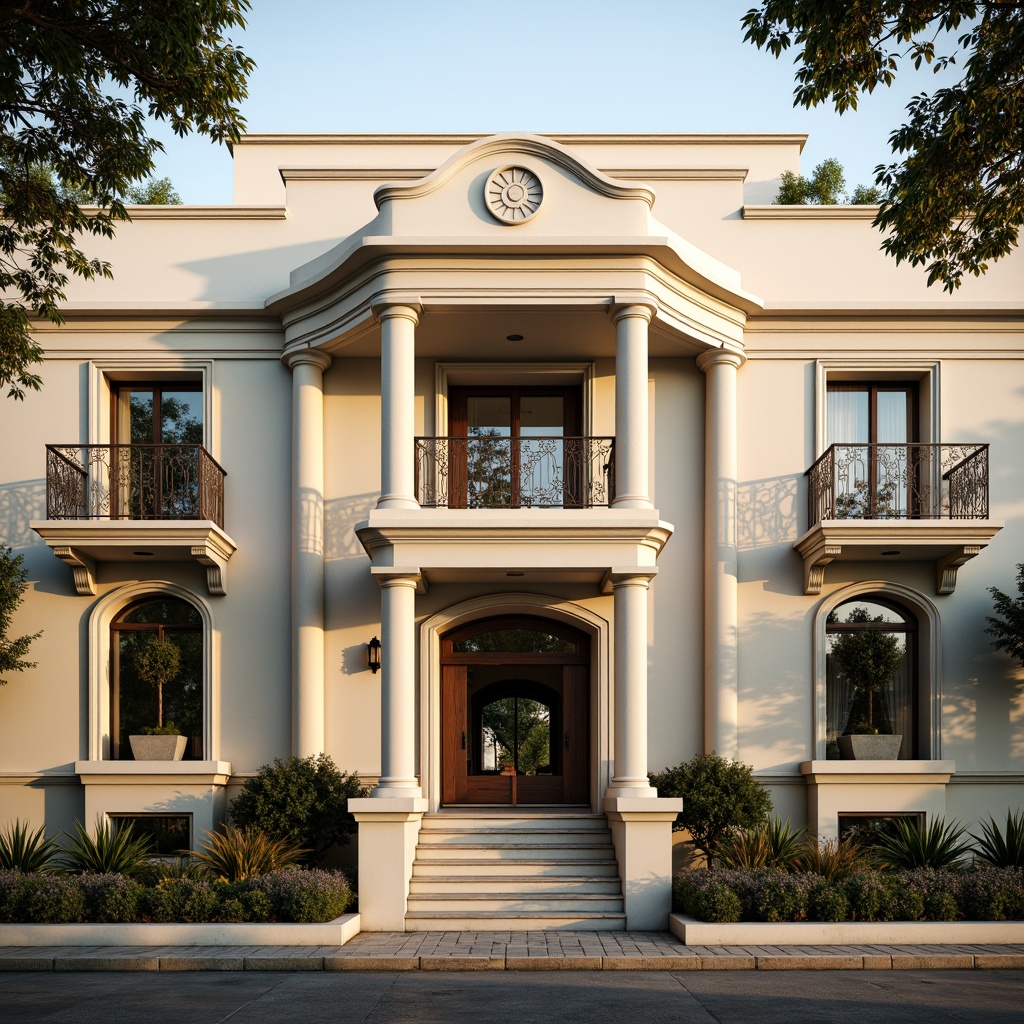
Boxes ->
[0,868,353,924]
[674,866,1024,923]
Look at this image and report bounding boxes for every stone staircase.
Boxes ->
[405,807,625,931]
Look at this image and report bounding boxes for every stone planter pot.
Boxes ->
[837,734,902,760]
[129,734,187,761]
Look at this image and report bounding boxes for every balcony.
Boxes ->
[414,436,615,509]
[31,444,236,596]
[794,443,1002,595]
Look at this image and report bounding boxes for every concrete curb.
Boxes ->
[2,951,1023,972]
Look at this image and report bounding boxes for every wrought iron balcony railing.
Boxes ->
[806,443,989,528]
[415,436,615,509]
[45,444,226,528]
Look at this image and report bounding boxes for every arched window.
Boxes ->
[825,597,918,759]
[110,598,203,760]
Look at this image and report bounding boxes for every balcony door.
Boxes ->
[827,383,917,518]
[441,616,589,805]
[448,386,580,508]
[110,384,204,519]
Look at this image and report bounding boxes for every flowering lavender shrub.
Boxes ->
[242,868,353,922]
[0,869,23,922]
[899,868,961,921]
[672,869,741,922]
[142,878,219,923]
[959,867,1024,921]
[808,878,849,922]
[16,874,84,923]
[77,872,143,923]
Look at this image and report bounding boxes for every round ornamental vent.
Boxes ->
[485,166,543,224]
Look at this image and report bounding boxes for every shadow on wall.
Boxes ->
[943,656,1024,770]
[0,479,46,549]
[324,493,378,561]
[736,609,813,772]
[737,474,800,552]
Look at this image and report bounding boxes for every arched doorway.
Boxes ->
[441,615,589,805]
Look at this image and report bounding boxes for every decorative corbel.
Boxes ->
[51,546,96,596]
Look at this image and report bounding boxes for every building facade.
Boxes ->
[1,133,1021,931]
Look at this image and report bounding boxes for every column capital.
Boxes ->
[370,566,425,593]
[372,294,423,324]
[696,347,746,373]
[282,347,333,372]
[611,295,658,323]
[603,567,658,592]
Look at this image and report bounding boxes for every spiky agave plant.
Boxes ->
[970,810,1024,869]
[190,826,305,883]
[872,817,974,870]
[61,818,153,877]
[796,836,872,881]
[765,817,809,870]
[717,828,773,870]
[0,820,62,872]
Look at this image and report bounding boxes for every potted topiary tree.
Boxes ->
[128,635,186,760]
[831,606,904,759]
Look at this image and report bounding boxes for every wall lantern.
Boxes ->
[367,636,382,674]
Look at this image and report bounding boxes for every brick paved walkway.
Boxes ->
[2,932,1024,971]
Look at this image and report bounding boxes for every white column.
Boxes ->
[371,567,422,797]
[607,570,658,797]
[375,298,422,510]
[611,301,656,510]
[696,348,745,760]
[284,348,333,758]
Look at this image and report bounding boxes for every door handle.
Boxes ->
[564,731,570,748]
[461,731,466,750]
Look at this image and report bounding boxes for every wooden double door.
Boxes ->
[441,617,589,805]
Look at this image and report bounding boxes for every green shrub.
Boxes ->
[229,755,367,866]
[900,868,962,922]
[77,873,143,923]
[672,870,741,922]
[190,825,305,882]
[62,818,152,877]
[142,878,219,923]
[16,874,84,923]
[242,868,353,923]
[959,868,1024,921]
[649,753,772,869]
[0,869,24,922]
[237,886,272,922]
[215,897,246,923]
[0,821,62,873]
[971,810,1024,868]
[808,878,849,922]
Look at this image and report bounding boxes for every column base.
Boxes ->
[605,781,659,799]
[349,797,428,931]
[603,796,682,931]
[371,780,424,799]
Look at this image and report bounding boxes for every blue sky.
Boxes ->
[152,1,962,203]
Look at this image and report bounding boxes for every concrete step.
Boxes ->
[409,875,622,895]
[404,911,627,932]
[414,843,614,861]
[417,828,613,847]
[407,892,624,913]
[411,858,620,877]
[420,810,605,830]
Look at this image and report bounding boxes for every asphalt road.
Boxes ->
[1,969,1022,1023]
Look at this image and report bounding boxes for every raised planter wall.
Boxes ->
[670,913,1024,945]
[0,913,360,947]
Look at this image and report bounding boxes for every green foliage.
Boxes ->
[828,605,904,734]
[0,546,42,685]
[131,635,181,729]
[650,752,772,869]
[142,877,218,923]
[808,878,849,922]
[62,818,153,878]
[673,871,743,922]
[795,836,871,881]
[13,874,85,923]
[140,721,182,737]
[77,872,144,923]
[971,810,1024,869]
[230,754,368,866]
[190,825,305,882]
[986,565,1024,668]
[871,816,973,870]
[773,158,879,205]
[717,817,808,871]
[126,176,182,205]
[0,1,253,398]
[744,2,1024,289]
[242,868,354,922]
[0,820,61,873]
[959,867,1024,921]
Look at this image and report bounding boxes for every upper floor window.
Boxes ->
[112,383,204,445]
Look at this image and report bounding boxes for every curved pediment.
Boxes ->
[368,132,655,238]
